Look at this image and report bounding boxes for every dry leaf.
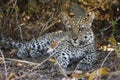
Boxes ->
[16,63,23,67]
[49,58,56,63]
[51,41,60,48]
[88,67,110,80]
[0,59,3,64]
[7,73,17,80]
[9,49,16,55]
[71,70,87,80]
[108,36,117,46]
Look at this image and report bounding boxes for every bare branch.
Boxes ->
[0,48,8,79]
[100,50,113,68]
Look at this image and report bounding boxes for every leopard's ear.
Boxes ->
[60,12,72,28]
[86,12,95,27]
[87,12,95,20]
[80,11,95,28]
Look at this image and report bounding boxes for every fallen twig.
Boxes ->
[0,57,39,65]
[55,60,68,78]
[100,50,113,68]
[0,49,8,79]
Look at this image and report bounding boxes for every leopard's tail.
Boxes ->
[0,35,23,49]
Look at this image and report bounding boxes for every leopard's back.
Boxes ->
[17,30,69,58]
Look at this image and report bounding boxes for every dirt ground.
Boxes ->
[0,49,120,80]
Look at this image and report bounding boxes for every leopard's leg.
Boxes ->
[29,50,45,59]
[50,49,71,73]
[57,54,70,71]
[76,52,97,71]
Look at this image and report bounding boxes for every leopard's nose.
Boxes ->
[73,38,77,41]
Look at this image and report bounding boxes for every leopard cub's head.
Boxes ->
[61,12,95,47]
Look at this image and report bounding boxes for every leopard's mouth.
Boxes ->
[79,41,84,45]
[71,40,79,47]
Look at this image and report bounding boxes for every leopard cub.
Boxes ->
[49,12,97,71]
[1,12,97,72]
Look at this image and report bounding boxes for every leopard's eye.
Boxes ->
[87,14,90,17]
[84,17,87,20]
